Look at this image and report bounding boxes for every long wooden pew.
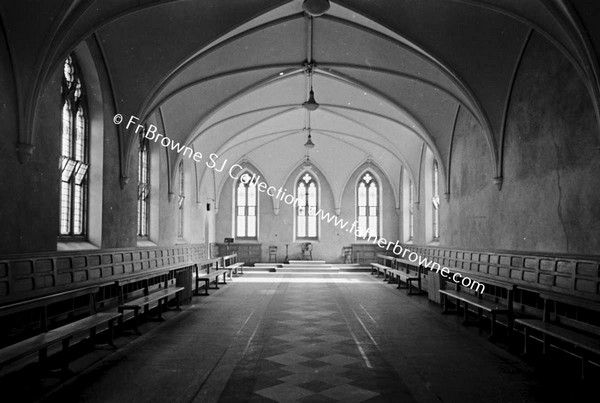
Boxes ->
[387,258,425,295]
[193,258,228,296]
[222,253,245,276]
[112,263,191,334]
[370,254,394,278]
[0,285,121,371]
[438,265,515,339]
[513,289,600,379]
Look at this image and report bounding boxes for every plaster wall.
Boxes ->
[442,33,600,255]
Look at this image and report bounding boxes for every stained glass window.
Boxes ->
[235,172,258,239]
[432,160,440,240]
[137,135,150,237]
[357,172,379,238]
[59,55,88,237]
[297,172,318,239]
[409,180,414,240]
[177,161,184,238]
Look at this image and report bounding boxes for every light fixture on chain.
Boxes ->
[303,63,319,111]
[302,0,330,17]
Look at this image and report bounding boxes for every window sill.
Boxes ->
[137,239,157,247]
[57,241,99,251]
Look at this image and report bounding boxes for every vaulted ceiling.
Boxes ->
[2,0,600,202]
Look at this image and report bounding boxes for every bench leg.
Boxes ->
[462,302,469,324]
[522,327,529,355]
[134,308,141,335]
[107,318,116,347]
[488,312,496,340]
[61,338,71,374]
[542,333,548,355]
[396,276,402,289]
[39,347,48,367]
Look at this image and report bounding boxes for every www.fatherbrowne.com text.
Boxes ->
[115,114,485,294]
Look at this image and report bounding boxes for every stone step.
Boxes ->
[287,260,327,265]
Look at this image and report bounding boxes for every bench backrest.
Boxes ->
[197,257,220,274]
[394,258,423,274]
[0,244,206,305]
[221,253,238,266]
[0,284,101,345]
[377,254,394,267]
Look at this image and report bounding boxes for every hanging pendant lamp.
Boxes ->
[302,0,330,17]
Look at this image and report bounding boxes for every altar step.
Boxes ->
[245,262,371,273]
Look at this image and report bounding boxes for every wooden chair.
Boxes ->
[268,246,277,262]
[342,246,353,263]
[301,243,313,260]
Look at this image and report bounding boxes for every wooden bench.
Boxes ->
[112,264,191,333]
[118,287,184,334]
[193,258,228,296]
[0,311,121,371]
[387,258,424,295]
[513,290,600,379]
[439,267,515,339]
[222,253,245,277]
[0,285,105,336]
[0,285,121,372]
[370,254,394,278]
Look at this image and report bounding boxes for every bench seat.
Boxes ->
[515,319,600,355]
[387,268,423,295]
[515,318,600,378]
[118,287,184,333]
[225,262,245,276]
[195,269,228,296]
[440,289,510,338]
[370,263,389,277]
[0,312,121,370]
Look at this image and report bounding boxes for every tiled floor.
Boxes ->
[219,280,414,402]
[12,272,595,402]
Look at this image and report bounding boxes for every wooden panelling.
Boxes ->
[0,244,206,304]
[404,245,600,301]
[216,243,261,264]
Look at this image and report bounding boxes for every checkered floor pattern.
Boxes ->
[218,281,415,402]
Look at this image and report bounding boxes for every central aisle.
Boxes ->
[44,273,541,403]
[218,278,414,402]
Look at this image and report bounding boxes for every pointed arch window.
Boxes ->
[137,136,150,237]
[296,172,318,239]
[59,55,88,237]
[235,172,258,239]
[409,180,414,240]
[432,160,440,240]
[357,172,379,238]
[177,161,185,238]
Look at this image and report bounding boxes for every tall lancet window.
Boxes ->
[235,172,258,239]
[357,172,379,238]
[59,55,89,237]
[432,160,440,240]
[409,180,414,240]
[137,136,150,237]
[177,161,185,238]
[296,172,318,239]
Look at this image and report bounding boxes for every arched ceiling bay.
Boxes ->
[3,0,599,190]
